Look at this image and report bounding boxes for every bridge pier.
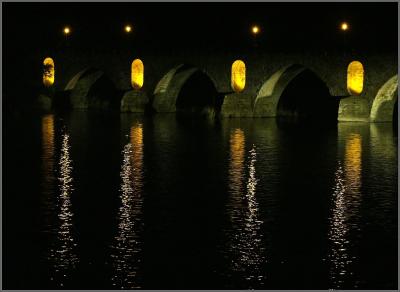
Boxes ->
[121,90,149,113]
[338,97,370,122]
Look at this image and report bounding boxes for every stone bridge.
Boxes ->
[38,48,398,122]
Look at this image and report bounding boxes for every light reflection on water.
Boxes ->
[328,133,362,289]
[110,124,144,289]
[41,115,57,231]
[226,128,266,287]
[42,118,78,287]
[30,115,396,289]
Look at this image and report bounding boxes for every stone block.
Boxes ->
[220,93,254,117]
[338,96,370,122]
[120,90,149,113]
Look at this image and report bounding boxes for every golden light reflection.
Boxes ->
[63,26,71,35]
[229,129,245,188]
[347,61,364,96]
[41,115,57,230]
[48,131,79,287]
[131,59,144,90]
[42,115,55,165]
[328,133,362,289]
[345,134,362,190]
[226,129,266,286]
[111,124,144,289]
[231,60,246,93]
[43,57,55,87]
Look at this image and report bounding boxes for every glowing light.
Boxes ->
[42,115,55,183]
[43,57,55,87]
[251,25,260,35]
[63,26,71,35]
[131,59,144,90]
[347,61,364,95]
[345,134,362,187]
[125,25,132,33]
[340,22,349,31]
[231,60,246,93]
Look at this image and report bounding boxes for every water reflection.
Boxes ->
[226,128,266,287]
[47,128,79,287]
[328,133,362,288]
[111,124,144,289]
[41,115,57,231]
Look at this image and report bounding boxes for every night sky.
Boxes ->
[2,2,398,104]
[3,2,398,54]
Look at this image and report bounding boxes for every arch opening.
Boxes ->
[276,69,338,123]
[153,65,219,114]
[68,68,119,110]
[176,70,219,115]
[43,57,55,87]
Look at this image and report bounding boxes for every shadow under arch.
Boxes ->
[370,75,398,122]
[254,64,338,123]
[64,67,119,110]
[152,64,219,115]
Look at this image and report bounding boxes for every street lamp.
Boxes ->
[63,26,71,36]
[339,22,349,57]
[340,22,349,31]
[251,25,260,35]
[125,25,132,33]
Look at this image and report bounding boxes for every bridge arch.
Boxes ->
[370,75,398,122]
[254,64,338,121]
[66,68,118,109]
[152,64,218,114]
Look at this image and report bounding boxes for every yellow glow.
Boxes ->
[63,27,71,35]
[125,25,132,33]
[131,59,144,90]
[43,57,55,87]
[252,25,260,34]
[345,134,362,190]
[131,125,143,167]
[42,114,54,167]
[347,61,364,95]
[340,22,349,31]
[231,60,246,93]
[229,128,245,197]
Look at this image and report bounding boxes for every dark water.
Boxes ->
[4,112,398,289]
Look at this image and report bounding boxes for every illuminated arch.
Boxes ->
[43,57,55,87]
[347,61,364,95]
[152,64,218,113]
[253,65,305,117]
[253,64,336,120]
[231,60,246,93]
[370,75,398,122]
[131,59,144,90]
